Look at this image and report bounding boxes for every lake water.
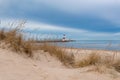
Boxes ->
[55,40,120,51]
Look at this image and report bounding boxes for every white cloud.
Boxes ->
[114,32,120,36]
[25,21,87,33]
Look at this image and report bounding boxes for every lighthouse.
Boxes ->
[62,34,66,41]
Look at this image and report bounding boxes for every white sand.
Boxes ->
[0,48,120,80]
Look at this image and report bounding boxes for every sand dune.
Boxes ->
[0,48,120,80]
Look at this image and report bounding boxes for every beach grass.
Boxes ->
[0,22,34,57]
[0,21,120,73]
[112,59,120,72]
[40,43,75,66]
[75,52,101,67]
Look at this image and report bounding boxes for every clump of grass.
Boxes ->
[112,59,120,72]
[22,40,33,57]
[75,52,101,67]
[74,51,120,73]
[93,64,108,73]
[40,43,75,66]
[0,21,34,57]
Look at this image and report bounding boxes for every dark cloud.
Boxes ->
[0,0,120,33]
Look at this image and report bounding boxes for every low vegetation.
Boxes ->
[112,59,120,72]
[75,52,120,73]
[0,21,120,73]
[40,43,75,66]
[0,21,34,57]
[75,52,101,67]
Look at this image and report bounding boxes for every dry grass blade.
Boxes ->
[0,28,6,40]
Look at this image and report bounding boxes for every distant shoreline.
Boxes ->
[35,39,76,43]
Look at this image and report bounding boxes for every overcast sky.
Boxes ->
[0,0,120,40]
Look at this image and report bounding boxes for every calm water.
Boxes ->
[55,40,120,51]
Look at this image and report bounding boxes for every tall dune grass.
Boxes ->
[0,21,34,57]
[74,51,120,73]
[0,21,75,66]
[0,21,120,73]
[40,43,75,66]
[112,59,120,72]
[75,52,101,67]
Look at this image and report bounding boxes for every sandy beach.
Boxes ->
[1,0,120,79]
[0,47,120,80]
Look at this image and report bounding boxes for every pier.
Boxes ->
[35,34,75,43]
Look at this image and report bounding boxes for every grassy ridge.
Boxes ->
[40,43,75,66]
